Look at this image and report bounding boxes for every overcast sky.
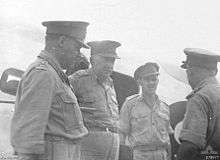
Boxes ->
[0,0,220,98]
[1,0,220,61]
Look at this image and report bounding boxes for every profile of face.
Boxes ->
[65,54,90,76]
[186,67,198,89]
[138,73,159,95]
[58,36,82,69]
[91,55,116,80]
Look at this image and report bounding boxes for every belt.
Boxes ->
[133,144,168,151]
[44,134,80,144]
[86,125,118,133]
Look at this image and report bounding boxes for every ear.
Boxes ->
[58,35,66,47]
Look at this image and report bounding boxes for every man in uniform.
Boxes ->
[69,40,121,160]
[119,62,173,160]
[177,48,220,160]
[10,21,89,160]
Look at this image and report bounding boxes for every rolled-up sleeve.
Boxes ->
[179,95,208,149]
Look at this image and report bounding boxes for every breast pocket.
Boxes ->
[154,112,170,140]
[59,93,84,131]
[131,113,151,131]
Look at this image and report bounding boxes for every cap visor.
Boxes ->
[76,40,90,49]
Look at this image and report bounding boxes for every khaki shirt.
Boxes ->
[180,77,220,150]
[69,69,119,130]
[119,94,173,148]
[11,51,88,154]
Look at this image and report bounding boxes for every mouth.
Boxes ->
[148,85,156,90]
[103,69,112,74]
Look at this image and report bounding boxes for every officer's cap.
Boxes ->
[181,48,220,69]
[42,21,89,49]
[87,40,121,59]
[134,62,159,81]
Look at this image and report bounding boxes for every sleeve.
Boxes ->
[119,99,132,136]
[160,101,174,134]
[19,68,55,111]
[164,102,174,134]
[179,95,208,149]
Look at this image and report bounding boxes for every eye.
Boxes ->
[142,76,158,82]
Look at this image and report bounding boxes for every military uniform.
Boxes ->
[120,94,173,160]
[69,40,121,160]
[69,68,119,160]
[177,48,220,160]
[179,77,220,149]
[10,21,89,160]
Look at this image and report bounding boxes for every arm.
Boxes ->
[119,100,131,145]
[11,68,55,154]
[177,95,208,159]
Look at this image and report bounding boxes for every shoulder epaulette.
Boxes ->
[35,61,48,71]
[23,61,49,78]
[160,99,169,107]
[123,94,140,111]
[126,94,140,102]
[159,100,170,113]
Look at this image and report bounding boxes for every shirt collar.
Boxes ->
[186,76,218,99]
[38,50,63,72]
[138,93,160,110]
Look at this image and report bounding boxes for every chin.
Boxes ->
[144,90,156,95]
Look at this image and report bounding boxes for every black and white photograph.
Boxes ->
[0,0,220,160]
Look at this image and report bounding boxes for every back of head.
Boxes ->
[181,48,220,88]
[181,48,220,74]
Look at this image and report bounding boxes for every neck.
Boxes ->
[191,74,210,89]
[44,46,64,69]
[97,74,109,84]
[91,68,109,84]
[142,92,157,107]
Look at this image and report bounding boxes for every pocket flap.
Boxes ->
[60,94,76,104]
[78,95,96,103]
